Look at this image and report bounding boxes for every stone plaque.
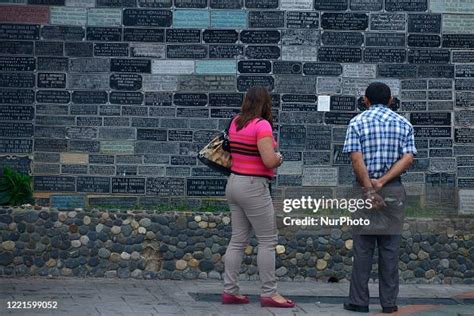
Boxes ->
[123,27,164,42]
[76,176,110,193]
[173,93,207,106]
[456,92,474,108]
[97,0,136,6]
[303,151,331,165]
[202,29,238,43]
[282,29,319,45]
[136,129,167,141]
[428,91,452,101]
[455,79,474,91]
[123,9,172,27]
[168,130,193,142]
[430,149,453,157]
[402,79,427,90]
[280,0,312,10]
[333,144,351,165]
[303,63,342,76]
[370,13,406,31]
[245,0,278,8]
[0,121,33,138]
[174,0,206,7]
[65,42,93,57]
[37,73,66,89]
[145,92,172,106]
[0,23,39,40]
[321,13,368,31]
[319,47,362,63]
[68,73,109,90]
[0,41,33,55]
[408,49,451,64]
[87,8,121,27]
[458,156,474,167]
[408,34,441,48]
[0,139,32,153]
[237,75,274,92]
[343,78,401,96]
[111,58,151,73]
[37,57,68,72]
[166,29,201,43]
[443,14,474,34]
[72,91,107,104]
[36,90,70,104]
[378,64,417,78]
[314,0,347,10]
[453,51,474,63]
[286,11,319,29]
[209,44,243,59]
[0,56,35,71]
[70,58,110,73]
[443,34,474,49]
[408,14,441,33]
[0,73,34,88]
[186,178,226,196]
[146,177,185,196]
[196,60,236,74]
[179,75,236,92]
[414,127,451,138]
[173,10,209,28]
[49,7,87,26]
[330,96,356,111]
[302,167,338,186]
[325,112,357,125]
[167,44,207,59]
[210,10,247,29]
[350,0,382,10]
[142,75,178,91]
[274,75,316,93]
[317,77,342,94]
[35,41,63,56]
[109,91,144,104]
[34,176,75,192]
[112,177,145,194]
[418,65,454,78]
[385,0,427,11]
[151,60,194,74]
[210,0,242,9]
[456,65,474,78]
[364,48,406,63]
[273,61,302,74]
[429,159,456,173]
[50,195,85,209]
[238,60,271,74]
[41,25,84,41]
[455,128,474,143]
[240,30,280,44]
[281,94,316,103]
[305,125,331,150]
[208,93,243,107]
[366,32,405,47]
[280,125,306,150]
[110,74,142,91]
[343,64,376,78]
[248,11,284,28]
[322,31,364,46]
[86,27,121,41]
[281,46,318,61]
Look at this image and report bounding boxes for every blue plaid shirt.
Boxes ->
[343,104,417,178]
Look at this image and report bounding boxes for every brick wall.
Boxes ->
[0,0,473,212]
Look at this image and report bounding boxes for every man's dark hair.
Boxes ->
[365,82,392,105]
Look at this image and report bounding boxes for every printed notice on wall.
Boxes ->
[317,95,330,111]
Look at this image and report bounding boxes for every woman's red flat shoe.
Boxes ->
[260,296,295,308]
[221,292,250,304]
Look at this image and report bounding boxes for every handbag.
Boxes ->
[197,116,235,176]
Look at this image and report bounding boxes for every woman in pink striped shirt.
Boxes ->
[222,87,295,308]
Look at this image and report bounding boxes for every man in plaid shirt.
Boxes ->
[342,82,417,314]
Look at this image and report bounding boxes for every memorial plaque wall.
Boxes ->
[0,1,468,207]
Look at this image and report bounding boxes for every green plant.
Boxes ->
[0,167,33,206]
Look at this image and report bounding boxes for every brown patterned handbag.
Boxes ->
[197,116,235,175]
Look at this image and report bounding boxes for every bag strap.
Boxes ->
[225,115,236,134]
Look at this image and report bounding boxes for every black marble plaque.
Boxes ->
[110,74,142,91]
[0,56,35,71]
[442,34,474,49]
[244,45,280,60]
[136,128,167,141]
[0,156,31,175]
[238,60,271,74]
[408,14,441,33]
[314,0,348,10]
[174,0,207,7]
[455,128,474,143]
[365,32,405,47]
[240,30,280,44]
[72,91,108,104]
[94,43,129,57]
[35,41,63,56]
[34,176,75,192]
[65,42,93,57]
[41,25,84,41]
[0,24,39,40]
[330,96,356,111]
[76,176,111,193]
[459,178,474,188]
[458,156,474,167]
[36,90,70,104]
[248,11,284,28]
[408,49,450,64]
[166,29,201,43]
[429,149,453,157]
[408,34,441,48]
[324,112,357,125]
[414,127,451,138]
[280,125,306,150]
[208,45,243,59]
[281,94,316,103]
[145,92,172,106]
[378,64,417,78]
[203,30,238,43]
[385,0,427,11]
[210,0,242,8]
[456,92,474,108]
[318,47,362,63]
[123,9,172,27]
[208,93,243,107]
[410,112,451,125]
[306,125,331,150]
[364,48,406,63]
[303,63,342,76]
[456,65,474,78]
[37,57,68,72]
[370,13,406,31]
[168,130,193,142]
[402,79,427,90]
[167,45,207,59]
[237,75,274,92]
[322,31,364,46]
[109,91,144,104]
[146,177,185,195]
[86,27,122,41]
[321,13,368,31]
[333,144,351,165]
[273,61,302,75]
[123,28,164,42]
[0,105,34,121]
[286,11,319,29]
[37,73,66,89]
[418,65,454,78]
[110,58,151,73]
[174,93,207,106]
[282,103,317,111]
[0,122,33,138]
[0,139,32,154]
[176,108,207,118]
[303,151,331,165]
[112,177,145,194]
[245,0,278,8]
[350,0,382,10]
[97,0,136,6]
[455,79,474,91]
[428,90,452,101]
[0,73,35,88]
[0,41,34,55]
[453,51,474,64]
[186,178,226,196]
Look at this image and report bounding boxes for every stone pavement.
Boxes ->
[0,277,473,316]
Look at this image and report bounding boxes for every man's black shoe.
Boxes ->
[382,306,398,313]
[343,303,369,313]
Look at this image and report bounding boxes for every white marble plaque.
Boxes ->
[281,0,313,10]
[151,60,195,74]
[342,78,400,96]
[142,75,178,91]
[302,167,338,186]
[50,7,87,26]
[459,189,474,214]
[282,46,318,61]
[343,64,377,78]
[317,77,342,94]
[443,14,474,34]
[65,0,95,7]
[317,95,330,111]
[431,0,474,13]
[87,9,122,27]
[131,43,166,58]
[429,158,456,172]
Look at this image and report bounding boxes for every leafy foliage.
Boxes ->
[0,167,33,206]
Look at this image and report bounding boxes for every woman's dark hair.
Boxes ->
[365,82,392,105]
[235,86,273,131]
